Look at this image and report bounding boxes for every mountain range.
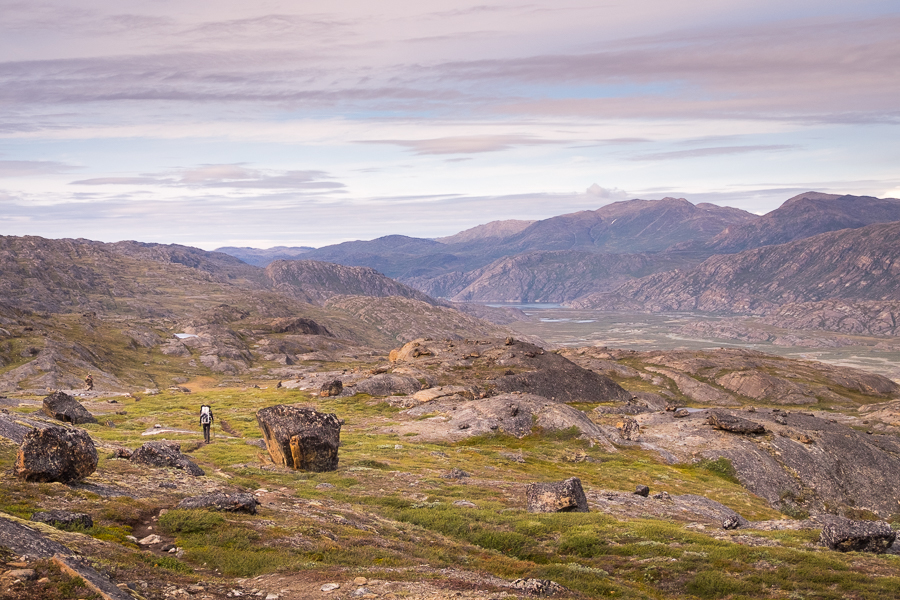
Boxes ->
[216,192,900,318]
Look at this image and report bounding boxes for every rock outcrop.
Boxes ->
[15,426,98,482]
[820,517,897,553]
[526,477,589,513]
[31,510,93,530]
[41,391,98,425]
[129,441,204,476]
[706,410,766,434]
[176,493,259,514]
[256,405,342,472]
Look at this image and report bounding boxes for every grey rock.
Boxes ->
[617,417,640,440]
[31,510,93,530]
[353,373,421,397]
[442,467,469,479]
[707,410,765,434]
[509,578,565,596]
[177,492,258,514]
[634,485,650,497]
[15,426,98,483]
[130,441,204,476]
[6,569,36,581]
[41,391,97,425]
[821,517,896,553]
[256,405,342,472]
[526,477,589,513]
[319,379,343,397]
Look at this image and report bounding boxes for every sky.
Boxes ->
[1,0,899,250]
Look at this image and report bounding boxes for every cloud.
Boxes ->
[69,164,345,192]
[360,135,559,155]
[0,160,80,177]
[586,183,628,199]
[630,145,795,161]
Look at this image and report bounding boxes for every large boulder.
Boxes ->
[176,493,259,514]
[256,405,342,472]
[129,441,204,476]
[491,366,633,403]
[41,391,98,425]
[707,410,766,434]
[820,517,896,553]
[526,477,589,513]
[15,426,98,482]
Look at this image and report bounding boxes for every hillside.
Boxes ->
[406,250,703,303]
[704,192,900,253]
[213,245,314,267]
[434,219,535,245]
[577,221,900,314]
[264,259,440,306]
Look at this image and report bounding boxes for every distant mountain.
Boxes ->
[264,259,440,306]
[275,198,755,288]
[703,192,900,253]
[405,250,703,303]
[214,245,314,266]
[435,219,535,245]
[577,221,900,314]
[496,198,755,255]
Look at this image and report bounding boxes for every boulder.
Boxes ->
[129,441,204,476]
[318,379,343,397]
[31,510,93,530]
[526,477,589,513]
[820,518,897,553]
[15,426,98,482]
[617,417,640,440]
[354,374,421,397]
[256,405,342,472]
[176,492,259,514]
[707,410,766,434]
[634,485,650,497]
[41,391,97,425]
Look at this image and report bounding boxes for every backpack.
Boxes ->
[200,405,212,425]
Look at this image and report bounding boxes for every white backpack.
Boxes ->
[200,405,212,425]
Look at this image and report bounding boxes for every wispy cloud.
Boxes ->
[360,135,559,155]
[0,160,80,177]
[70,164,344,192]
[630,145,796,161]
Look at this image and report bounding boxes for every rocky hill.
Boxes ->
[703,192,900,253]
[213,245,314,266]
[264,259,440,306]
[407,250,703,303]
[434,219,535,245]
[576,221,900,315]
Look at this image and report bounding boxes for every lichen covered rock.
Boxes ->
[41,391,97,425]
[526,477,589,513]
[15,426,98,482]
[130,441,204,476]
[257,405,342,472]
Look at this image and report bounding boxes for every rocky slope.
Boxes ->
[213,245,314,266]
[265,259,440,306]
[703,192,900,253]
[576,221,900,314]
[434,219,535,245]
[407,250,702,303]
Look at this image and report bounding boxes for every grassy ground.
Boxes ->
[4,385,900,599]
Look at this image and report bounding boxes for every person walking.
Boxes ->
[84,374,93,391]
[200,405,214,444]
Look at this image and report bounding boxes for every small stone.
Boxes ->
[634,485,650,497]
[138,534,163,545]
[265,595,279,600]
[321,583,340,592]
[453,500,477,508]
[722,516,744,530]
[353,577,368,585]
[316,483,335,489]
[353,588,372,597]
[673,408,690,418]
[186,585,205,594]
[6,569,35,581]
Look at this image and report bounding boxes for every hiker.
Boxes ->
[200,405,214,444]
[84,374,93,391]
